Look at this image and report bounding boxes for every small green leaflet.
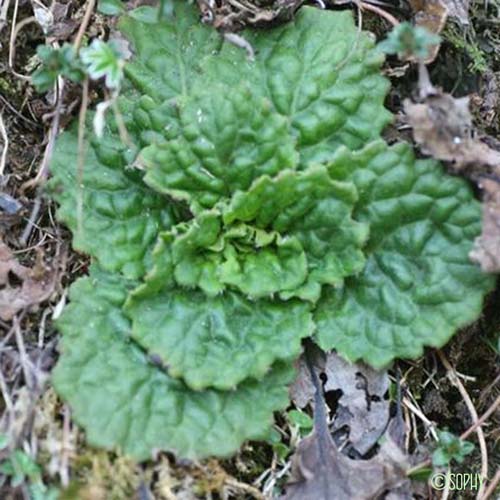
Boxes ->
[80,39,125,89]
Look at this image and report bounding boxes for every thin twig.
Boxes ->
[59,405,70,487]
[20,195,42,246]
[8,0,35,81]
[0,109,8,176]
[461,395,500,441]
[403,396,438,440]
[73,0,97,52]
[437,350,488,498]
[406,394,500,478]
[13,316,33,390]
[480,468,500,500]
[441,466,451,500]
[0,364,14,415]
[0,94,41,129]
[21,80,64,191]
[359,1,399,26]
[225,478,265,500]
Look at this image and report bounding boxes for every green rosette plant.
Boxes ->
[48,1,495,460]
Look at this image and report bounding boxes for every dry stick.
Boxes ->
[0,109,8,176]
[224,478,265,500]
[0,364,14,415]
[73,0,97,52]
[441,466,452,500]
[22,0,95,193]
[0,94,40,129]
[461,395,500,441]
[437,350,488,499]
[406,394,500,477]
[359,1,400,26]
[21,79,64,191]
[20,93,61,245]
[8,0,36,82]
[19,196,42,247]
[481,467,500,500]
[59,405,71,488]
[13,316,33,391]
[480,373,500,403]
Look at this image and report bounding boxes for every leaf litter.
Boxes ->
[283,348,408,500]
[404,64,500,272]
[0,238,58,320]
[291,350,390,455]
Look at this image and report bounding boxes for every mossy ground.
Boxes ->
[0,1,498,498]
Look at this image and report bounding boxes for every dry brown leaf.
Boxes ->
[0,239,57,320]
[409,0,448,62]
[470,178,500,272]
[404,91,500,169]
[290,354,322,409]
[290,351,390,455]
[283,357,407,500]
[324,353,390,455]
[282,431,407,500]
[442,0,470,24]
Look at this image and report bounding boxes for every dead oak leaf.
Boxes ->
[404,92,500,169]
[0,239,57,320]
[282,431,407,500]
[290,354,323,409]
[324,352,390,455]
[283,360,407,500]
[470,178,500,272]
[290,351,390,455]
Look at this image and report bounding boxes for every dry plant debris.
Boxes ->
[404,91,500,169]
[283,356,407,500]
[404,65,500,273]
[470,178,500,273]
[0,238,57,320]
[291,351,390,455]
[196,0,304,30]
[406,1,470,62]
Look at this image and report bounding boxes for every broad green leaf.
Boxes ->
[141,84,298,211]
[118,2,221,102]
[315,141,495,367]
[138,210,308,299]
[98,0,125,16]
[225,165,369,299]
[48,119,175,279]
[200,7,392,165]
[120,3,391,174]
[52,267,295,460]
[125,284,313,390]
[140,166,367,302]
